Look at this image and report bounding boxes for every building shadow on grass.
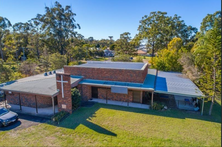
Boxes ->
[55,102,117,136]
[94,100,221,123]
[52,100,220,136]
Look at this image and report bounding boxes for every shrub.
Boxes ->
[51,111,69,123]
[112,54,131,62]
[71,88,81,110]
[68,61,79,65]
[134,56,143,62]
[152,102,164,110]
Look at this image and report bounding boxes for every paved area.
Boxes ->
[7,104,58,117]
[174,95,195,110]
[89,98,150,109]
[0,113,49,131]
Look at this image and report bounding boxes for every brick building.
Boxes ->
[0,61,204,115]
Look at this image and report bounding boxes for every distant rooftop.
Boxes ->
[74,61,147,70]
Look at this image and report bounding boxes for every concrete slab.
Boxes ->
[89,98,150,109]
[7,104,58,118]
[174,95,195,110]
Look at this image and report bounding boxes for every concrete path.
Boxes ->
[7,104,58,118]
[89,98,150,109]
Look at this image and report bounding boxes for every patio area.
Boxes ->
[174,95,196,111]
[6,104,58,117]
[89,98,150,109]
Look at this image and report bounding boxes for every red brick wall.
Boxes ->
[56,73,72,114]
[64,64,148,83]
[98,88,133,102]
[78,84,91,101]
[6,91,53,108]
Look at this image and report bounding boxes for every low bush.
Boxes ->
[152,102,164,110]
[71,88,81,110]
[68,61,79,65]
[134,56,143,62]
[51,111,69,123]
[112,54,131,62]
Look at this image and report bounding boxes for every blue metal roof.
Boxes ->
[155,71,204,97]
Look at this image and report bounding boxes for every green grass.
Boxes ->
[133,56,152,63]
[0,101,221,146]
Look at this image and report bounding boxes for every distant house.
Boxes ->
[104,49,114,57]
[137,50,147,55]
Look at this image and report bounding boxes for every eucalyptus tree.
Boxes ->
[13,22,30,59]
[137,11,197,57]
[38,1,80,55]
[115,32,136,55]
[0,16,12,60]
[27,15,44,59]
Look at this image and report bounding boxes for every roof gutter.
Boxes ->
[80,83,154,92]
[154,90,205,98]
[1,88,59,98]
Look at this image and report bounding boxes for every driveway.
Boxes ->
[0,113,50,131]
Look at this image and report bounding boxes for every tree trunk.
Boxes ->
[151,42,155,66]
[0,37,3,60]
[209,53,216,115]
[36,35,40,60]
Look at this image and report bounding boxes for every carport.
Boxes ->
[0,71,83,116]
[154,70,205,115]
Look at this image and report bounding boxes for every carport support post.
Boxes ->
[19,93,22,110]
[151,92,154,109]
[35,95,38,113]
[106,88,108,104]
[52,96,55,114]
[4,91,7,108]
[201,97,205,116]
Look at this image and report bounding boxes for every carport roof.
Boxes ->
[155,70,204,97]
[0,71,82,97]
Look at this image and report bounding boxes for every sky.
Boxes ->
[0,0,221,40]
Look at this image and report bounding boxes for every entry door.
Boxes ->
[133,91,141,103]
[92,87,98,98]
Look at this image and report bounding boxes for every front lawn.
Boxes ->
[0,101,221,146]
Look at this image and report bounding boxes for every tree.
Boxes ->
[151,38,183,72]
[71,88,81,110]
[193,28,221,115]
[13,22,30,61]
[27,17,44,60]
[137,11,197,59]
[49,52,67,70]
[115,32,136,55]
[37,1,80,55]
[19,59,39,76]
[109,44,116,50]
[70,46,86,62]
[0,16,12,60]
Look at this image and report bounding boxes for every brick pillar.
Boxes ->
[56,73,72,114]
